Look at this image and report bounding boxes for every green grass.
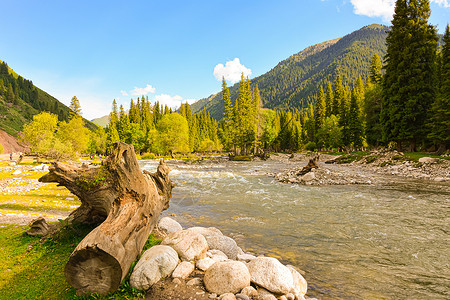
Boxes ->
[334,151,371,164]
[0,161,162,299]
[229,155,253,161]
[404,152,450,161]
[0,224,161,300]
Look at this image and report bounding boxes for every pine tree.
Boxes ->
[69,96,82,119]
[314,86,326,132]
[325,81,333,118]
[348,87,364,148]
[339,84,351,147]
[221,77,234,151]
[382,0,438,150]
[252,84,262,153]
[427,24,450,152]
[6,83,14,103]
[333,75,344,116]
[369,53,383,84]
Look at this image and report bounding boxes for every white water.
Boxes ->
[141,159,450,299]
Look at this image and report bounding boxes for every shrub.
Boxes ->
[305,141,316,151]
[141,152,157,159]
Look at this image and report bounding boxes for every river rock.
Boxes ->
[207,249,229,261]
[32,164,49,171]
[12,169,22,175]
[237,253,256,263]
[196,257,216,271]
[285,293,295,300]
[204,261,251,295]
[301,172,315,182]
[220,293,236,300]
[186,277,203,286]
[172,261,195,279]
[418,157,439,163]
[187,226,223,238]
[130,245,178,290]
[158,217,182,234]
[257,287,277,300]
[247,257,294,295]
[162,229,208,261]
[206,235,240,260]
[287,265,307,296]
[235,293,250,300]
[240,286,257,297]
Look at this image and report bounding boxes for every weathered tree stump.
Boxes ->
[297,154,320,176]
[39,142,174,295]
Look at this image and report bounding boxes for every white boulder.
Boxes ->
[204,261,251,295]
[161,229,208,261]
[158,217,182,234]
[205,235,240,260]
[172,261,195,279]
[247,257,294,295]
[130,245,178,290]
[287,265,307,296]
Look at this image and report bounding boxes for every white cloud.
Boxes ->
[130,84,156,96]
[213,58,252,84]
[184,98,198,105]
[120,90,128,96]
[350,0,395,22]
[350,0,450,22]
[154,94,184,108]
[432,0,450,8]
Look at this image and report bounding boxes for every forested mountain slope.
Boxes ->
[192,24,388,120]
[0,60,97,137]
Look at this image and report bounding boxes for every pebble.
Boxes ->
[186,277,203,286]
[235,293,249,300]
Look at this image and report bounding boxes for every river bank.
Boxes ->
[1,152,449,299]
[271,150,450,185]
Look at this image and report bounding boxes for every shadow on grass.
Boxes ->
[0,224,91,299]
[0,224,160,300]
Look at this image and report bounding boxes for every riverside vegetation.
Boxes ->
[12,3,449,161]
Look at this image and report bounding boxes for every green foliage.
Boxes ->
[335,151,371,164]
[22,111,91,159]
[305,141,317,151]
[76,166,110,191]
[69,96,82,119]
[156,113,190,154]
[140,152,157,159]
[427,24,450,149]
[381,0,438,150]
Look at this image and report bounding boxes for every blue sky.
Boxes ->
[1,0,449,120]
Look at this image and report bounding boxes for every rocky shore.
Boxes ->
[274,150,450,185]
[133,217,315,300]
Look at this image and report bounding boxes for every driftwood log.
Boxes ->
[39,142,174,295]
[297,154,320,176]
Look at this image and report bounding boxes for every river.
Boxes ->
[140,158,450,299]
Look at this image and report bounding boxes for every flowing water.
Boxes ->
[140,159,450,299]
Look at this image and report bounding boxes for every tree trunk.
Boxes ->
[39,142,174,296]
[297,154,320,176]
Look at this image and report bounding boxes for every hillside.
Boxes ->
[192,24,389,120]
[0,60,97,137]
[91,115,110,127]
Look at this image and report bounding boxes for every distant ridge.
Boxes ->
[191,24,389,120]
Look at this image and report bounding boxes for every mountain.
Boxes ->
[192,24,389,120]
[91,115,110,127]
[0,60,97,137]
